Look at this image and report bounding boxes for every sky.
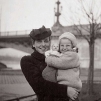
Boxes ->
[0,0,101,32]
[0,0,55,32]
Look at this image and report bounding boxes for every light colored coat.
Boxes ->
[43,51,82,91]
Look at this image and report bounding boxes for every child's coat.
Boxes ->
[42,51,82,91]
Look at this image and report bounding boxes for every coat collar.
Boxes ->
[31,49,45,61]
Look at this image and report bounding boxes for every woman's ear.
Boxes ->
[31,44,35,50]
[32,44,35,47]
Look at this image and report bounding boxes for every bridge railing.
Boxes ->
[0,30,31,36]
[5,94,37,101]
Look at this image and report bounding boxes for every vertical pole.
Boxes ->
[0,7,2,36]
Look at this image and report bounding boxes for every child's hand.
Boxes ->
[45,51,51,57]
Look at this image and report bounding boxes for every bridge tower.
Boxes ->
[52,0,63,36]
[51,0,64,45]
[55,0,61,25]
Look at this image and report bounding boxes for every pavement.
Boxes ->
[0,69,101,101]
[0,74,35,101]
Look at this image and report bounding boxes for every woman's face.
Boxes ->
[33,37,51,54]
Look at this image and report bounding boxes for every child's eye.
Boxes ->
[66,45,70,47]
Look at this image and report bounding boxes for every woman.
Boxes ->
[20,26,78,101]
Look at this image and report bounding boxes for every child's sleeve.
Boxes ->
[42,65,57,83]
[45,52,80,69]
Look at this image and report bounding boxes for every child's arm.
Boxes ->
[42,65,57,83]
[45,52,80,69]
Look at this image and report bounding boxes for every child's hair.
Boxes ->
[73,47,78,53]
[59,32,77,47]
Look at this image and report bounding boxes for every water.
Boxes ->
[0,60,21,70]
[0,48,30,70]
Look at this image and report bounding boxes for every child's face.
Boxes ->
[52,44,59,51]
[59,38,73,53]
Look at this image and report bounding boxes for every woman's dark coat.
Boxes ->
[20,50,69,101]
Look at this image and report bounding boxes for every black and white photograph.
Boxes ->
[0,0,101,101]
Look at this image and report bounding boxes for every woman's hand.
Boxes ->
[67,87,79,100]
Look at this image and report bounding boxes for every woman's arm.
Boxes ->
[20,56,67,98]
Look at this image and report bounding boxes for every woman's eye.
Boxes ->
[44,39,49,43]
[38,41,41,42]
[36,40,42,43]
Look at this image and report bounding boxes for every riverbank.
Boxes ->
[0,69,101,101]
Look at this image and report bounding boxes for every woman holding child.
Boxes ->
[20,26,80,101]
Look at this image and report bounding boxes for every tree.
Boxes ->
[67,0,101,95]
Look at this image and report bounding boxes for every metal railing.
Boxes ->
[5,94,37,101]
[0,30,31,36]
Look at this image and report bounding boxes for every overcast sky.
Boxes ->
[0,0,101,32]
[0,0,55,31]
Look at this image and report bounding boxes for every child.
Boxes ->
[42,32,82,100]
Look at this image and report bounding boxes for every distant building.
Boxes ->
[51,0,101,69]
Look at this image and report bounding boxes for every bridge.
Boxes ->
[0,30,31,44]
[0,30,35,53]
[0,30,60,53]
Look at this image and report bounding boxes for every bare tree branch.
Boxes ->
[73,24,90,43]
[78,0,92,24]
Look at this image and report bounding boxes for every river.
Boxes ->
[0,48,29,70]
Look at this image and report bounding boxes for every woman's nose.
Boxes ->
[42,41,45,46]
